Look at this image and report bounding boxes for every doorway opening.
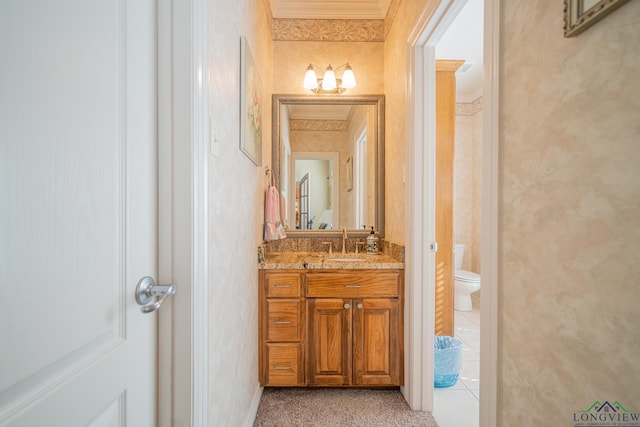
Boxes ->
[354,130,368,227]
[404,0,499,426]
[431,0,484,424]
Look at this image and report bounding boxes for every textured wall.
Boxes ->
[383,0,431,244]
[207,0,272,424]
[499,1,640,425]
[273,40,384,94]
[455,98,482,273]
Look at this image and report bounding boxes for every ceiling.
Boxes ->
[271,0,484,102]
[270,0,392,19]
[435,0,484,103]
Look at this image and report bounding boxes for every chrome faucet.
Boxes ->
[342,227,348,254]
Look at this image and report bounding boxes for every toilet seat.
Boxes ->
[454,269,480,283]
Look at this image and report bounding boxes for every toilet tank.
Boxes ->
[454,244,465,270]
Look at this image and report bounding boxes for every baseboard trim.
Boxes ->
[244,386,264,427]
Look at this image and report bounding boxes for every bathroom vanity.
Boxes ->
[262,93,405,387]
[258,253,404,387]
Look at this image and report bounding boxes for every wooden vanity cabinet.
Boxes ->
[259,271,305,386]
[307,297,401,386]
[306,271,403,386]
[259,269,403,387]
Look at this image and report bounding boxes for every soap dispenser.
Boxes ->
[366,226,379,254]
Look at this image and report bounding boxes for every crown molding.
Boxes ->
[384,0,401,38]
[456,96,483,116]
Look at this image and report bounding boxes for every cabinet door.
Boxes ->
[307,298,352,386]
[353,298,401,385]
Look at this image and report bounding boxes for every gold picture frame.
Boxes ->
[564,0,630,37]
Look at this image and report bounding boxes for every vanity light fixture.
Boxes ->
[303,63,356,94]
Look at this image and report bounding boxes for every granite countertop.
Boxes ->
[259,252,405,270]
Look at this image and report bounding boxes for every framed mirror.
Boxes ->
[272,94,385,237]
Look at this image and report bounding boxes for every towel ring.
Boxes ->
[265,166,274,187]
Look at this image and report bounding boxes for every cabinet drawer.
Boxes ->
[267,343,303,386]
[307,271,400,298]
[267,299,302,342]
[265,272,302,297]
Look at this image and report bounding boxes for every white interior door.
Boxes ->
[0,0,158,425]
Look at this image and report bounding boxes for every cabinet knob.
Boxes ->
[344,303,350,309]
[357,303,363,309]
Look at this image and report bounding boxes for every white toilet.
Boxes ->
[454,244,481,311]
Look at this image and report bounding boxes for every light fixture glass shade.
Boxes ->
[303,65,318,89]
[322,65,337,91]
[341,64,356,89]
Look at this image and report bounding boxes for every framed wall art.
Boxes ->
[564,0,630,37]
[240,36,263,166]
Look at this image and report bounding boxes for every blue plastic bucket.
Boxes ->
[434,336,463,388]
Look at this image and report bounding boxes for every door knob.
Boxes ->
[344,303,350,309]
[135,276,176,313]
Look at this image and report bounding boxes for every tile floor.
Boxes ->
[433,304,480,427]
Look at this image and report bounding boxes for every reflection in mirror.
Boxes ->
[293,154,337,230]
[272,95,384,236]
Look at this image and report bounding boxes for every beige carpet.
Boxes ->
[254,388,439,426]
